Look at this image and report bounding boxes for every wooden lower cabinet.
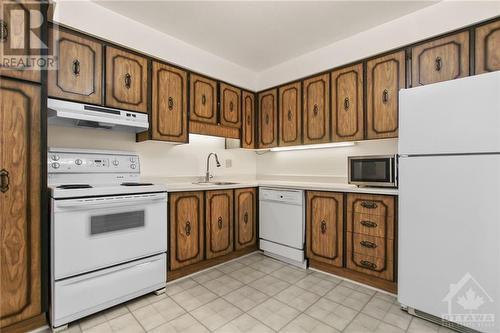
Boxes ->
[169,192,205,270]
[206,190,234,259]
[0,79,42,329]
[234,188,257,250]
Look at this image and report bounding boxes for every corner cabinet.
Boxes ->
[279,82,302,146]
[366,51,406,140]
[0,79,42,329]
[258,89,278,148]
[205,190,234,259]
[220,83,241,128]
[331,64,364,142]
[105,46,148,113]
[234,188,257,250]
[169,192,205,271]
[475,20,500,74]
[303,74,330,145]
[48,28,103,104]
[241,91,256,149]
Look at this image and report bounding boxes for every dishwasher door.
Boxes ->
[259,188,304,249]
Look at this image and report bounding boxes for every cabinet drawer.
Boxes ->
[347,232,393,261]
[347,252,394,281]
[347,193,395,216]
[347,212,394,240]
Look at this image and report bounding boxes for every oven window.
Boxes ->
[90,211,145,235]
[351,159,391,183]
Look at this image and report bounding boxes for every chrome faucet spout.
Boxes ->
[205,153,221,182]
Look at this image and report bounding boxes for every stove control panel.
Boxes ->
[48,150,140,174]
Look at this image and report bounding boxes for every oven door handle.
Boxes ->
[56,194,166,209]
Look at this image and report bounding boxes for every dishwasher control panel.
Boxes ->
[259,187,303,205]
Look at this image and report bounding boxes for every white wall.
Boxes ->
[48,125,257,179]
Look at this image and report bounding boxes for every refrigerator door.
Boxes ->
[398,154,500,333]
[399,71,500,155]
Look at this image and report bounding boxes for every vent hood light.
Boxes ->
[269,142,356,152]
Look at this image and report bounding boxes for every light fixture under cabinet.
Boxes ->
[269,142,356,152]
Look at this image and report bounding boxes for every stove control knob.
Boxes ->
[75,159,82,166]
[130,164,137,169]
[52,162,60,169]
[112,160,119,166]
[51,154,60,161]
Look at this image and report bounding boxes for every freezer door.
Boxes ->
[399,71,500,155]
[398,154,500,333]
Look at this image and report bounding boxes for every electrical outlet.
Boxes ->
[225,159,232,168]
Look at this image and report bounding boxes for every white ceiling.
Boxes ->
[94,1,438,72]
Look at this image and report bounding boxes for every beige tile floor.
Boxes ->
[37,252,458,333]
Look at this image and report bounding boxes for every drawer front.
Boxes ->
[348,212,394,239]
[347,252,394,281]
[347,232,393,261]
[347,193,395,216]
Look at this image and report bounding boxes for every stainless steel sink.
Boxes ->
[192,181,239,186]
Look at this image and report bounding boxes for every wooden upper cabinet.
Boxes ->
[48,28,103,104]
[205,190,234,259]
[411,31,469,87]
[220,83,241,128]
[0,1,41,82]
[279,82,302,146]
[241,91,256,149]
[303,74,330,145]
[366,51,406,140]
[258,89,278,148]
[105,46,148,113]
[234,188,257,251]
[150,62,188,143]
[475,20,500,74]
[306,191,343,267]
[1,79,41,328]
[190,74,218,124]
[169,192,204,271]
[331,64,364,142]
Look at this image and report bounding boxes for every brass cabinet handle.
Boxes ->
[343,97,350,111]
[72,59,80,76]
[0,20,8,42]
[243,212,248,224]
[320,220,327,234]
[360,240,377,249]
[217,216,223,229]
[361,201,377,209]
[360,220,378,228]
[313,104,318,115]
[229,101,234,112]
[124,73,132,89]
[168,97,174,110]
[0,169,9,193]
[435,57,442,71]
[360,260,377,270]
[265,114,269,124]
[201,94,206,105]
[382,89,389,104]
[185,221,191,236]
[287,110,292,121]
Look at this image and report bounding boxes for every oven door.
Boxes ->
[52,192,167,280]
[348,156,396,187]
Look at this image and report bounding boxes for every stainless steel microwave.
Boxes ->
[348,155,397,188]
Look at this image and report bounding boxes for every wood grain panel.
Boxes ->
[347,232,394,260]
[279,82,302,146]
[331,64,364,141]
[306,191,343,267]
[475,20,500,74]
[169,192,204,271]
[1,79,41,328]
[234,188,256,250]
[48,28,102,104]
[241,92,255,149]
[189,121,240,139]
[189,74,217,124]
[258,89,278,148]
[347,193,395,216]
[105,46,148,112]
[347,252,394,281]
[220,83,241,128]
[411,31,469,86]
[206,190,234,259]
[303,74,330,144]
[366,51,405,139]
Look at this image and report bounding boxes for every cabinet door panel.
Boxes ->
[303,74,330,144]
[105,47,148,113]
[0,79,41,328]
[366,51,405,139]
[279,82,302,146]
[206,190,233,259]
[220,83,241,128]
[189,74,217,124]
[151,62,188,143]
[258,89,278,148]
[169,192,204,270]
[241,92,255,149]
[48,28,103,104]
[475,20,500,74]
[235,188,256,250]
[306,191,343,267]
[411,31,469,86]
[331,64,364,141]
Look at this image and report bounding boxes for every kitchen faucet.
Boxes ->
[205,153,221,182]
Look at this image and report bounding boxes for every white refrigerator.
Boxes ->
[398,72,500,333]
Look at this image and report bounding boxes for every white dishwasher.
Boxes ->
[259,187,306,268]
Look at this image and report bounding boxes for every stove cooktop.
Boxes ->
[49,182,167,199]
[57,184,93,189]
[121,182,153,186]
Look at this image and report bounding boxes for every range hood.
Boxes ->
[48,99,149,132]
